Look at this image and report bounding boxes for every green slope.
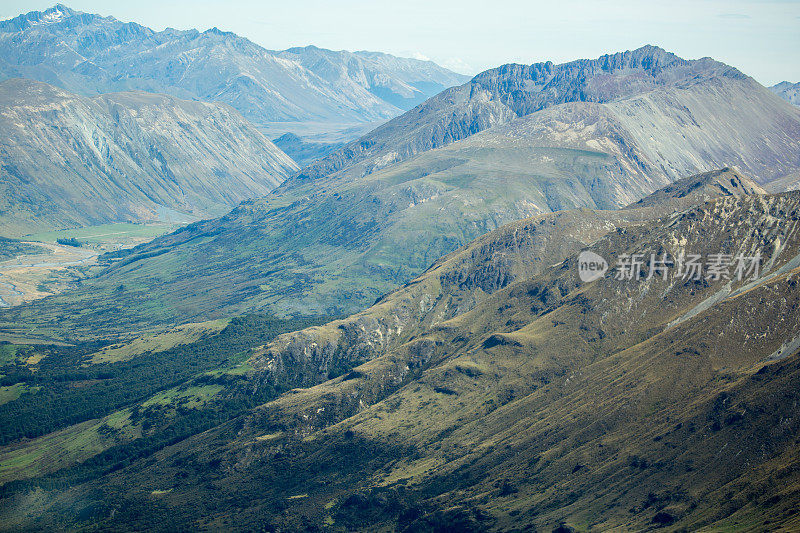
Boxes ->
[0,168,753,488]
[0,170,744,499]
[5,188,800,531]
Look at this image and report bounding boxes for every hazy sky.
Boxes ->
[3,0,799,85]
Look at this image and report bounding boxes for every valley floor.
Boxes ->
[0,242,97,309]
[0,222,185,343]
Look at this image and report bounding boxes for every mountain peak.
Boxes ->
[465,45,743,112]
[628,43,673,59]
[0,4,175,40]
[475,45,728,87]
[614,44,681,68]
[0,4,91,32]
[203,26,234,37]
[770,81,800,106]
[38,4,78,21]
[299,45,762,183]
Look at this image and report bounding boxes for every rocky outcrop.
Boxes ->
[625,168,767,209]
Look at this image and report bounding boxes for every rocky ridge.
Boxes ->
[0,5,469,133]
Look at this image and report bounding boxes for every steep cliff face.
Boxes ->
[0,78,298,235]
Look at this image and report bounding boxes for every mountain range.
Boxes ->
[0,78,297,236]
[299,45,771,181]
[771,81,800,106]
[0,5,468,139]
[1,5,800,528]
[217,188,800,532]
[4,171,799,531]
[9,45,798,338]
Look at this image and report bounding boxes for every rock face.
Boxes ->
[11,47,800,335]
[0,5,469,131]
[771,81,800,106]
[0,78,298,236]
[299,45,780,181]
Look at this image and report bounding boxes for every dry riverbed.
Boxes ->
[0,242,99,307]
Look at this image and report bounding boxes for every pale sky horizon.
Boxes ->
[1,0,799,85]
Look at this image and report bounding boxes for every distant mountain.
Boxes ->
[277,46,469,112]
[8,48,800,339]
[0,78,297,236]
[271,133,345,169]
[0,4,469,136]
[770,81,800,106]
[11,184,800,531]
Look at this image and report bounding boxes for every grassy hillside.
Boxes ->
[26,223,183,250]
[0,314,335,494]
[4,188,800,530]
[0,169,746,502]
